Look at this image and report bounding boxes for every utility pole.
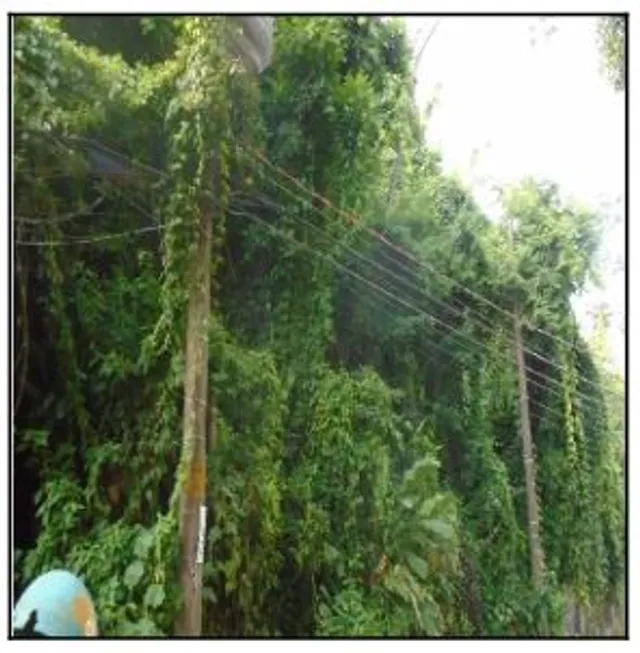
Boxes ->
[176,157,215,637]
[508,215,545,589]
[174,17,275,637]
[513,308,545,587]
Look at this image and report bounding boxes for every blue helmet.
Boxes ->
[13,570,98,637]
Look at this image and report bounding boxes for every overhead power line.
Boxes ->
[231,187,609,411]
[14,129,621,406]
[240,144,623,399]
[13,56,622,401]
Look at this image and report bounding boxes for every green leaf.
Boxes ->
[400,496,416,510]
[405,552,429,581]
[418,495,446,519]
[324,543,340,563]
[203,586,217,604]
[119,617,162,637]
[134,530,154,560]
[209,525,223,543]
[143,583,165,608]
[423,518,455,542]
[123,560,144,590]
[22,429,49,449]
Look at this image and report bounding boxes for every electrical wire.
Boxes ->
[14,138,619,409]
[12,59,622,401]
[27,168,580,422]
[231,189,608,411]
[341,274,564,424]
[15,50,622,385]
[226,203,585,422]
[240,144,624,398]
[231,167,620,407]
[232,202,568,422]
[13,196,106,225]
[15,224,167,247]
[13,56,622,394]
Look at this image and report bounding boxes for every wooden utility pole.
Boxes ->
[175,161,215,637]
[507,215,545,589]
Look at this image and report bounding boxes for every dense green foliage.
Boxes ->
[13,16,624,637]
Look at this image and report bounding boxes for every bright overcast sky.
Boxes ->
[405,16,625,373]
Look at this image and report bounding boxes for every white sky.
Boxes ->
[405,16,625,373]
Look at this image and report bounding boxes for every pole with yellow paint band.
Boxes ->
[174,17,274,637]
[175,155,214,636]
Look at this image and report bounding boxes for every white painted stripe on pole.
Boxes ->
[196,504,207,564]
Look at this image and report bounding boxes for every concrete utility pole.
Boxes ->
[175,17,274,637]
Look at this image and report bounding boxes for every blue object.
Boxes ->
[13,570,98,637]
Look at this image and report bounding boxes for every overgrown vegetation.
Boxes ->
[13,16,625,637]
